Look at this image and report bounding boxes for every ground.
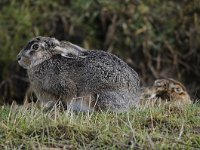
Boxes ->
[0,103,200,149]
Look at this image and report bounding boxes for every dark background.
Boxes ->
[0,0,200,104]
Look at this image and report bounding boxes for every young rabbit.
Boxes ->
[140,78,192,107]
[17,36,140,112]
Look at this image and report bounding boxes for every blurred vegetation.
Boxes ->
[0,0,200,103]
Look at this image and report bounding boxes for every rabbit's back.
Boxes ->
[29,50,139,95]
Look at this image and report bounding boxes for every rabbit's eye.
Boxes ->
[174,87,182,93]
[32,43,39,50]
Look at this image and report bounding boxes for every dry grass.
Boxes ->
[0,103,200,149]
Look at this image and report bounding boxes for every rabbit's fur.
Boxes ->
[17,36,140,112]
[140,78,192,107]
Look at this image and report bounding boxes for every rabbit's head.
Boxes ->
[17,36,86,69]
[17,36,60,69]
[154,78,191,104]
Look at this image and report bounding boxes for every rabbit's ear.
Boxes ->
[49,37,60,47]
[65,41,86,52]
[154,79,168,87]
[54,42,87,58]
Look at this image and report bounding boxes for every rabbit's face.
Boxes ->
[154,78,191,104]
[167,79,191,104]
[17,36,60,69]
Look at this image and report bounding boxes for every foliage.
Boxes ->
[0,0,200,101]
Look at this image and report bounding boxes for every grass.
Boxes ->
[0,103,200,149]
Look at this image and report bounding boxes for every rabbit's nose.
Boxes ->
[17,54,21,61]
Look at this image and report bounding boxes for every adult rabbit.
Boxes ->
[17,36,140,112]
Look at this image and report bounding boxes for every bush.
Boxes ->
[0,0,199,103]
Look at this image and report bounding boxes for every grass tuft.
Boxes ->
[0,104,200,149]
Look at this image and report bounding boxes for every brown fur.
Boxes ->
[140,78,192,107]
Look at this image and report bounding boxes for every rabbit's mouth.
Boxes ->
[18,56,31,69]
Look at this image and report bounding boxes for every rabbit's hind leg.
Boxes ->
[66,94,97,112]
[96,90,139,112]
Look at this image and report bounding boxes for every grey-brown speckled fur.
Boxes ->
[17,36,140,112]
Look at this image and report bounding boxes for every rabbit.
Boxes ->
[140,78,192,107]
[17,36,140,112]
